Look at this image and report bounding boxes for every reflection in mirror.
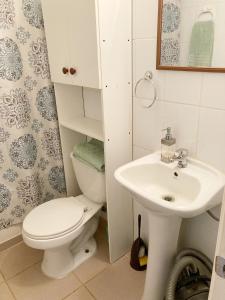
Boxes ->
[157,0,225,72]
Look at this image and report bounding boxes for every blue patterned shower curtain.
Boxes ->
[0,0,66,229]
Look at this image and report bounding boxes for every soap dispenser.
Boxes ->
[161,127,176,163]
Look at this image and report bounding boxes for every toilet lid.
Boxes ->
[23,197,85,239]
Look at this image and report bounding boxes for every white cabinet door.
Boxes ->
[209,197,225,299]
[42,0,101,89]
[42,0,70,85]
[67,0,101,89]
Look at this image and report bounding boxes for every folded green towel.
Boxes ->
[188,20,214,67]
[73,139,105,172]
[89,138,104,149]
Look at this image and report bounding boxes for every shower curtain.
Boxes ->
[161,0,181,66]
[0,0,66,229]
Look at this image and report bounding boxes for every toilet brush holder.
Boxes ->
[130,215,148,271]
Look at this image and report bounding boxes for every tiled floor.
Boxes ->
[0,227,146,300]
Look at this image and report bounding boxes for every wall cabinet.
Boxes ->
[42,0,133,263]
[42,0,101,89]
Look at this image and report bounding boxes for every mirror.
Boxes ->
[157,0,225,72]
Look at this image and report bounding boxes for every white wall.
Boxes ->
[133,0,225,260]
[83,88,102,121]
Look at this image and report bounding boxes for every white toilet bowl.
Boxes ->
[22,154,106,279]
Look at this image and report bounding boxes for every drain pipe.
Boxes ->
[165,249,213,300]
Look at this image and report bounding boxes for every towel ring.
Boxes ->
[134,71,158,108]
[198,8,214,20]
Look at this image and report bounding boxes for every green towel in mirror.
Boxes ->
[73,139,105,172]
[188,20,214,67]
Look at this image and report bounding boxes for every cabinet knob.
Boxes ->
[70,68,77,75]
[62,67,69,74]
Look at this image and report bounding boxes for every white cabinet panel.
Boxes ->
[209,198,225,300]
[43,0,133,264]
[42,0,70,85]
[99,0,133,262]
[67,0,101,88]
[42,0,101,89]
[60,117,104,142]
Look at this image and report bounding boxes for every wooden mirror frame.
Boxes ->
[156,0,225,73]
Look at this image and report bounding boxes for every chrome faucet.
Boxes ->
[173,148,189,168]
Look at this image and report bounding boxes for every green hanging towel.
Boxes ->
[73,139,105,172]
[188,20,214,67]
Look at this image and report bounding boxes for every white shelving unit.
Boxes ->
[60,117,104,142]
[42,0,133,263]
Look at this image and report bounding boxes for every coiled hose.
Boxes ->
[165,249,213,300]
[175,249,213,272]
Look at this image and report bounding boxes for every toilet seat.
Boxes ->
[23,197,85,240]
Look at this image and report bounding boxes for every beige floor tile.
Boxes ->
[0,282,15,300]
[0,271,4,284]
[0,242,43,280]
[86,256,146,300]
[64,286,95,300]
[74,229,109,283]
[8,264,81,300]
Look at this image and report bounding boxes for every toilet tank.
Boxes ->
[70,153,106,204]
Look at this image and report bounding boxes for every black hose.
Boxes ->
[165,249,212,300]
[175,248,213,273]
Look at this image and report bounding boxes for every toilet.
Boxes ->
[22,153,106,279]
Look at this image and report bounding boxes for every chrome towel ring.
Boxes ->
[197,7,214,20]
[134,71,158,108]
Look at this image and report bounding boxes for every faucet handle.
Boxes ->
[174,148,189,159]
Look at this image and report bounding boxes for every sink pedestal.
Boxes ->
[142,211,182,300]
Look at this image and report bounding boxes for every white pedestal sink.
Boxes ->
[115,152,225,300]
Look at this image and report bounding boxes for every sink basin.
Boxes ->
[115,152,225,218]
[115,152,225,300]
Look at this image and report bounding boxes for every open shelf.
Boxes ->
[60,116,104,142]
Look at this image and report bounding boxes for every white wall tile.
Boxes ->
[161,102,199,156]
[197,108,225,173]
[133,200,148,242]
[83,88,102,121]
[201,73,225,110]
[132,146,151,242]
[133,39,154,83]
[164,71,203,105]
[133,98,163,151]
[133,145,151,160]
[133,0,158,39]
[133,99,199,155]
[133,39,165,100]
[179,211,219,261]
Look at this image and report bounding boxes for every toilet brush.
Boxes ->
[130,214,148,271]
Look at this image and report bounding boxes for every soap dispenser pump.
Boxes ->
[161,127,176,163]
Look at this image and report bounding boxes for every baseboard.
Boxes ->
[0,224,22,252]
